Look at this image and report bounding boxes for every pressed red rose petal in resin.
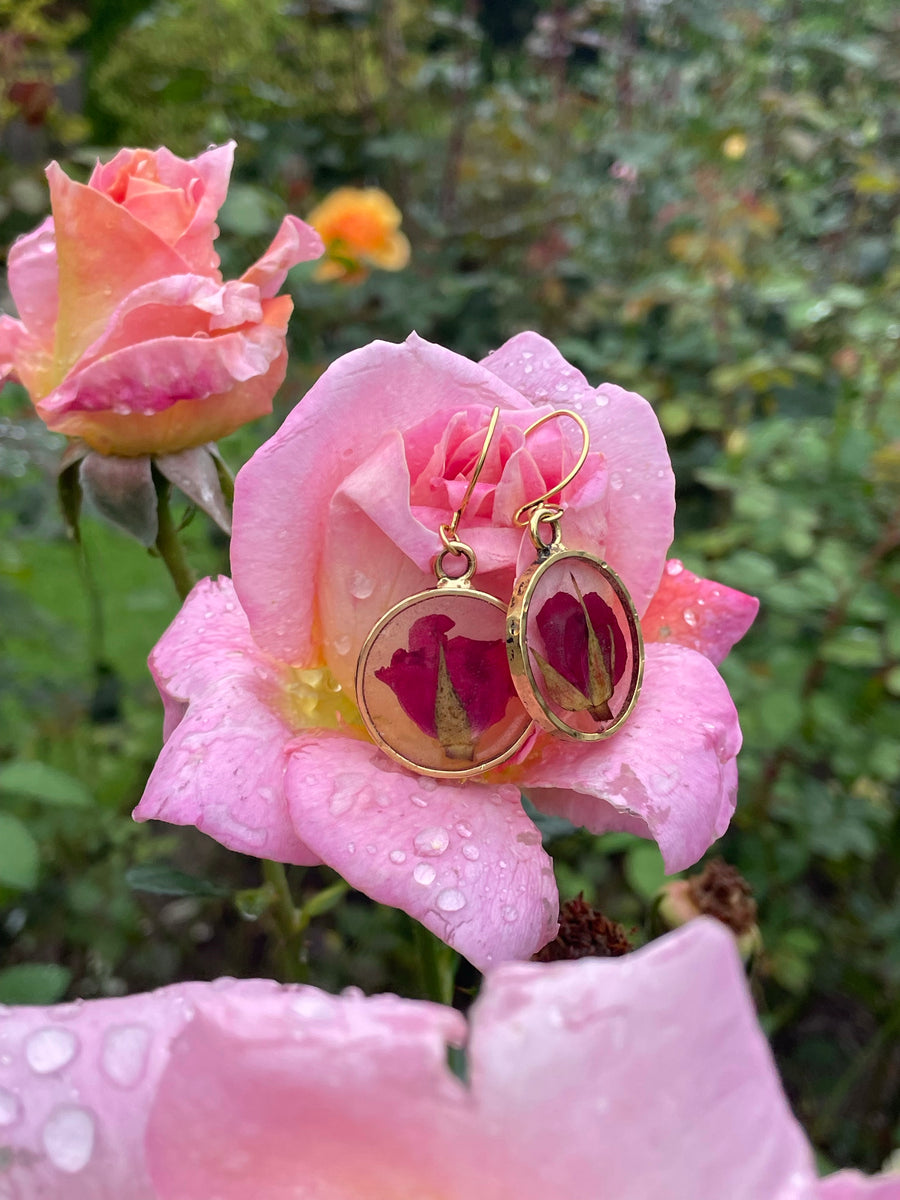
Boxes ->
[508,551,643,739]
[357,590,533,777]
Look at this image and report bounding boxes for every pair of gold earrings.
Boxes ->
[355,408,644,778]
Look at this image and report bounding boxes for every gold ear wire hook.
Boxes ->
[513,409,590,526]
[440,406,501,548]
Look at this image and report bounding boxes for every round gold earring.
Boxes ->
[355,408,533,778]
[506,410,644,741]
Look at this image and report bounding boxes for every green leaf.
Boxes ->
[125,864,230,898]
[624,843,668,900]
[0,964,71,1005]
[0,761,93,807]
[0,814,39,890]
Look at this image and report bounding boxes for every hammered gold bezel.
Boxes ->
[506,548,644,741]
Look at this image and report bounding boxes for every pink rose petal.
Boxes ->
[146,985,473,1200]
[0,314,25,385]
[0,978,240,1199]
[643,558,760,664]
[283,735,558,969]
[135,577,320,865]
[819,1173,900,1199]
[518,641,741,872]
[468,920,818,1200]
[47,163,193,375]
[241,213,325,298]
[5,215,59,344]
[481,331,675,615]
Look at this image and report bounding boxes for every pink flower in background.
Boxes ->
[0,142,323,456]
[135,331,759,968]
[0,922,891,1199]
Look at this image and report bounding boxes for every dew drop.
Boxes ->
[410,795,428,809]
[665,559,684,576]
[502,905,519,922]
[101,1025,150,1089]
[683,608,699,627]
[455,822,472,839]
[332,634,352,656]
[609,472,624,491]
[436,888,466,912]
[0,1087,20,1127]
[413,863,436,886]
[347,842,356,854]
[42,1105,95,1173]
[596,394,609,407]
[26,1028,78,1075]
[329,791,354,816]
[462,844,480,861]
[414,827,450,856]
[349,571,374,600]
[389,850,407,864]
[38,239,55,255]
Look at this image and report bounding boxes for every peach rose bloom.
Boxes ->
[307,185,410,281]
[0,143,323,456]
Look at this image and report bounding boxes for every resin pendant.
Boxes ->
[356,545,533,778]
[507,511,643,740]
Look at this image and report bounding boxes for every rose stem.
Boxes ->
[412,918,458,1005]
[152,474,196,601]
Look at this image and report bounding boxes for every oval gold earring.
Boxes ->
[506,410,644,740]
[356,408,533,778]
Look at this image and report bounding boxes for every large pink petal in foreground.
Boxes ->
[135,576,321,865]
[0,978,236,1200]
[283,735,559,969]
[469,920,818,1200]
[147,987,472,1200]
[481,331,676,615]
[144,922,819,1200]
[820,1174,900,1199]
[518,641,741,872]
[643,557,760,665]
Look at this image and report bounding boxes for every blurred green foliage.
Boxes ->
[1,0,899,1172]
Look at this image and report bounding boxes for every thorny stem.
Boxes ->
[153,475,196,602]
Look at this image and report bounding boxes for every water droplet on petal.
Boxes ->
[410,795,428,809]
[502,905,519,922]
[414,827,450,856]
[26,1028,78,1075]
[596,394,609,407]
[665,559,684,576]
[349,571,375,600]
[683,607,699,627]
[42,1105,95,1173]
[413,863,436,886]
[455,822,472,839]
[610,472,624,490]
[101,1025,150,1089]
[462,844,480,861]
[333,634,352,656]
[436,888,466,912]
[0,1087,20,1126]
[389,849,406,864]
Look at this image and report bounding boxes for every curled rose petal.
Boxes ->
[642,558,760,665]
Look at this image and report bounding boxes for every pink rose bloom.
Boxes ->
[135,332,759,968]
[0,143,323,456]
[0,922,891,1199]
